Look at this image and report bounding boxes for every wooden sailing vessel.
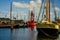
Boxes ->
[37,0,59,38]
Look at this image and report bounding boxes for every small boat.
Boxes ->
[14,20,28,28]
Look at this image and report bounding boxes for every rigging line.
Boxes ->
[16,9,18,20]
[59,0,60,19]
[58,4,60,19]
[41,2,46,21]
[57,10,59,19]
[41,7,45,21]
[37,0,44,22]
[58,11,60,19]
[51,0,57,20]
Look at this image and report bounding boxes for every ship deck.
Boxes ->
[37,23,59,29]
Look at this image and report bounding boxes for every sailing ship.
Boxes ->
[37,0,59,38]
[10,2,28,28]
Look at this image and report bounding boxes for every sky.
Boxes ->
[0,0,60,21]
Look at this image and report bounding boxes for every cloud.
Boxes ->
[7,11,16,15]
[36,0,42,4]
[29,0,42,14]
[0,13,5,17]
[51,7,60,12]
[54,7,60,11]
[13,0,42,10]
[50,12,55,21]
[12,0,42,20]
[30,1,36,7]
[0,12,8,18]
[13,2,30,8]
[7,11,28,20]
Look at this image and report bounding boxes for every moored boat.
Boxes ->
[37,21,59,38]
[37,0,59,39]
[14,20,28,28]
[27,11,36,30]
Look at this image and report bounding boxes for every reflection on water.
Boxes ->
[0,28,59,40]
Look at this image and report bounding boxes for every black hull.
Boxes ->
[0,26,11,28]
[0,25,28,28]
[13,25,28,28]
[37,28,58,39]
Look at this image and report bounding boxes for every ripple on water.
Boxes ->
[0,28,59,40]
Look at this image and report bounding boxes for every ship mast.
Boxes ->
[10,2,13,29]
[46,0,50,22]
[10,2,12,22]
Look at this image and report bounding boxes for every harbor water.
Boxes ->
[0,28,60,40]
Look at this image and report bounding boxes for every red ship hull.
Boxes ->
[27,21,36,30]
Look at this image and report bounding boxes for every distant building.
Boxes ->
[0,18,25,25]
[0,18,10,24]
